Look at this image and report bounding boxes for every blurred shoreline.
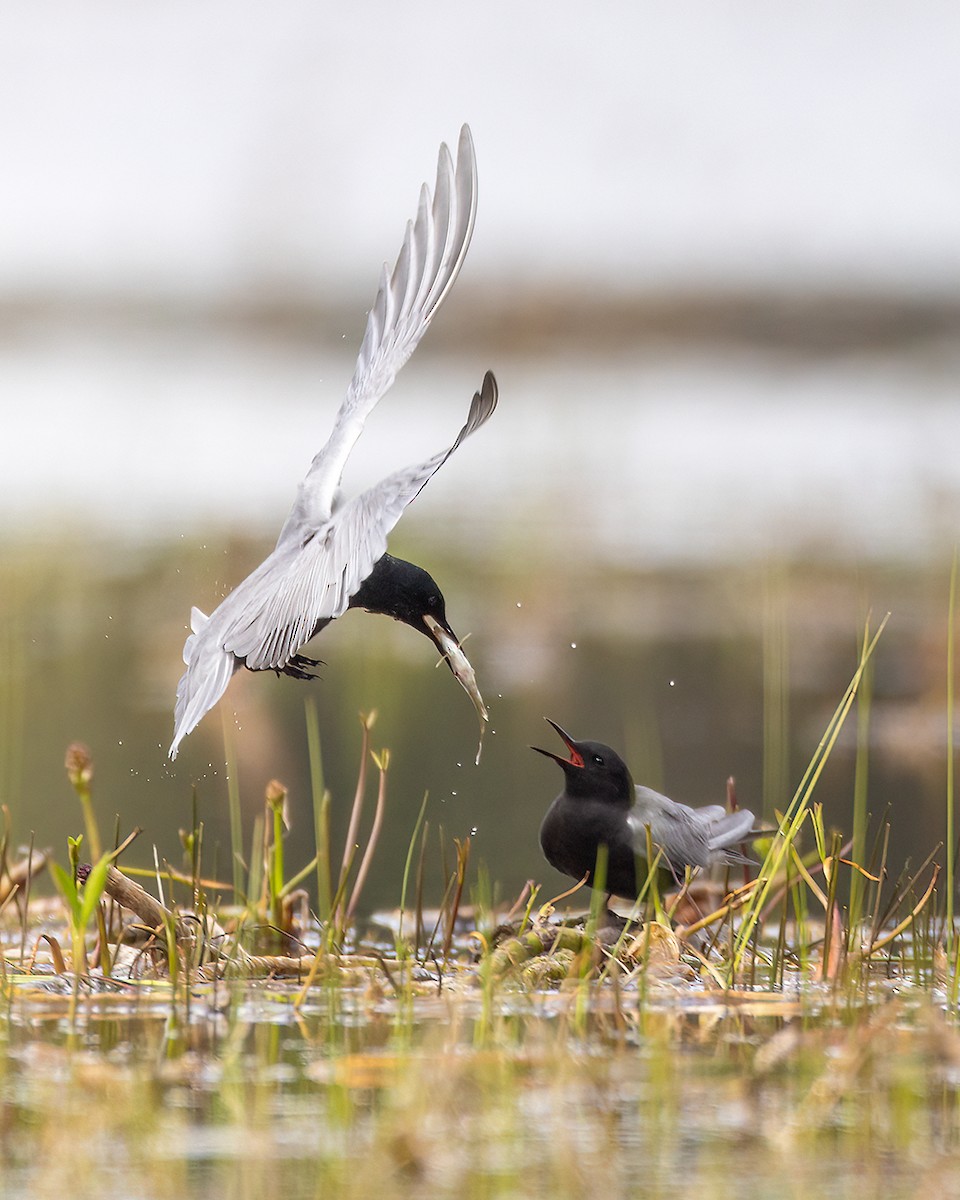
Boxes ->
[3,286,959,356]
[2,297,958,567]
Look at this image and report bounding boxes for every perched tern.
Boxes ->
[533,720,761,898]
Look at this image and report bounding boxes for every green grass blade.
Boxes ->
[221,709,244,905]
[726,612,889,982]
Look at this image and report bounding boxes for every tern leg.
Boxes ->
[277,654,324,681]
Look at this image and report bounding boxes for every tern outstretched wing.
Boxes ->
[276,125,477,546]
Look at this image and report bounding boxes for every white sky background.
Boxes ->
[0,3,958,298]
[1,4,959,563]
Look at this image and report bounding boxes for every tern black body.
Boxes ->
[533,720,759,900]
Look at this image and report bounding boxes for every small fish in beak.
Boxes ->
[425,613,489,764]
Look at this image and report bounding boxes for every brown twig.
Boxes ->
[345,750,389,922]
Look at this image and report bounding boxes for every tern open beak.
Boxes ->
[530,718,585,768]
[424,613,489,764]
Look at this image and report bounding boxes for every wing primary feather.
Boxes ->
[383,233,407,332]
[421,144,454,319]
[407,183,435,319]
[288,126,478,534]
[395,217,419,322]
[423,125,477,321]
[355,370,498,529]
[354,261,390,381]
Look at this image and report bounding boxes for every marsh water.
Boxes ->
[2,977,957,1200]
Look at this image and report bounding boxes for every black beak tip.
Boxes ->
[544,716,577,747]
[531,745,568,770]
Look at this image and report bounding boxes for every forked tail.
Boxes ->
[169,608,239,759]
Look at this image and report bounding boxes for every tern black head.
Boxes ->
[531,719,634,805]
[350,552,458,651]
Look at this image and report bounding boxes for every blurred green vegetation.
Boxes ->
[0,529,953,912]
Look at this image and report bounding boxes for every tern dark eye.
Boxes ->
[592,754,604,766]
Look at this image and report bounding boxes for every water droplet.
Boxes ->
[470,826,478,836]
[457,762,462,768]
[451,791,458,797]
[516,601,522,609]
[669,679,676,687]
[570,642,577,649]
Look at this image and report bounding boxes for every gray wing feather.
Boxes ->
[344,369,498,535]
[629,785,757,870]
[693,804,728,822]
[705,808,757,855]
[278,125,478,543]
[170,529,362,753]
[629,787,712,869]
